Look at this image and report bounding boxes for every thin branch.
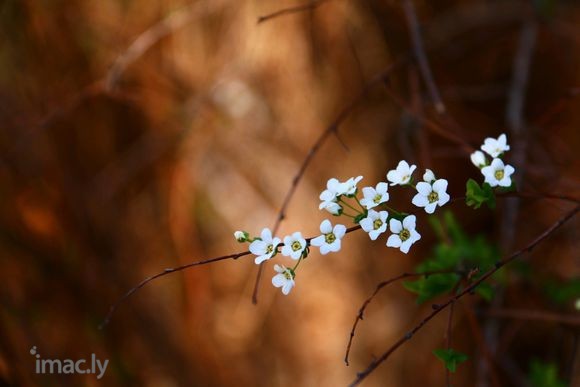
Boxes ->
[344,269,460,366]
[102,225,362,328]
[257,0,331,24]
[402,0,446,114]
[350,204,580,386]
[99,250,251,329]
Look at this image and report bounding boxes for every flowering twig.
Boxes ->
[251,62,402,303]
[257,0,331,24]
[349,203,580,386]
[344,269,461,366]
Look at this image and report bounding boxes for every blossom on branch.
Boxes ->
[249,228,281,264]
[386,215,421,254]
[360,210,389,240]
[272,264,295,295]
[387,160,417,186]
[281,232,308,260]
[310,219,346,255]
[360,182,389,210]
[412,179,450,214]
[481,158,515,187]
[481,133,510,158]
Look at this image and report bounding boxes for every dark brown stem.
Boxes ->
[349,204,580,386]
[402,0,446,114]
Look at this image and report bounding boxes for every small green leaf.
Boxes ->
[529,360,566,387]
[433,348,469,372]
[465,179,496,209]
[353,212,367,224]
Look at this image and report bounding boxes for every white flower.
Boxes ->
[310,220,346,255]
[272,264,295,295]
[360,182,389,210]
[281,231,307,260]
[360,210,389,240]
[386,215,421,254]
[387,160,417,186]
[249,228,281,264]
[341,176,363,196]
[234,230,249,242]
[412,179,450,214]
[481,133,510,158]
[319,200,342,215]
[481,158,515,187]
[470,150,487,168]
[319,178,342,202]
[423,169,436,183]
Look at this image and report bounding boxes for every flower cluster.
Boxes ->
[234,161,451,295]
[470,133,515,187]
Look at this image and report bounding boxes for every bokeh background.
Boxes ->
[0,0,579,386]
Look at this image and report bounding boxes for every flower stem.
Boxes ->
[292,257,302,271]
[339,198,362,214]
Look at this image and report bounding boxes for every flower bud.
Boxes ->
[234,230,249,243]
[470,150,487,168]
[423,169,436,183]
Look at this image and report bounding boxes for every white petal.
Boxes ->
[273,264,285,273]
[272,274,285,287]
[386,234,402,248]
[412,193,429,207]
[504,165,515,177]
[282,280,294,295]
[327,178,340,191]
[403,215,416,230]
[389,218,402,233]
[408,164,417,175]
[387,170,401,184]
[310,235,325,247]
[362,186,375,199]
[416,182,432,195]
[249,240,266,255]
[260,228,272,242]
[320,244,331,255]
[376,182,389,194]
[411,229,421,243]
[290,250,302,260]
[425,202,437,214]
[320,219,332,234]
[400,240,412,254]
[320,189,335,202]
[329,240,341,252]
[369,230,380,241]
[272,237,281,248]
[360,218,373,233]
[438,192,450,206]
[379,211,389,222]
[281,245,292,257]
[333,224,346,238]
[255,254,269,264]
[432,179,448,193]
[490,158,504,169]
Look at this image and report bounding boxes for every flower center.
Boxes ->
[266,245,274,254]
[291,241,302,251]
[373,194,382,204]
[494,169,504,180]
[325,233,336,244]
[428,191,439,203]
[400,229,411,242]
[283,270,293,280]
[402,175,409,183]
[373,219,383,230]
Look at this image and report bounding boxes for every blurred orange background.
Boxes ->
[0,0,578,386]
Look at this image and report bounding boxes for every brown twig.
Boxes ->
[257,0,331,24]
[102,225,361,328]
[344,269,460,366]
[349,204,580,386]
[401,0,446,114]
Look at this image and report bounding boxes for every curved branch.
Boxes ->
[349,204,579,386]
[257,0,331,24]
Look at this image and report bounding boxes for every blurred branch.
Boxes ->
[350,204,580,386]
[257,0,331,24]
[479,308,580,326]
[402,0,446,114]
[344,269,461,366]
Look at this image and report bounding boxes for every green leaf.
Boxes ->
[353,211,367,224]
[529,360,566,387]
[465,179,496,209]
[433,348,468,372]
